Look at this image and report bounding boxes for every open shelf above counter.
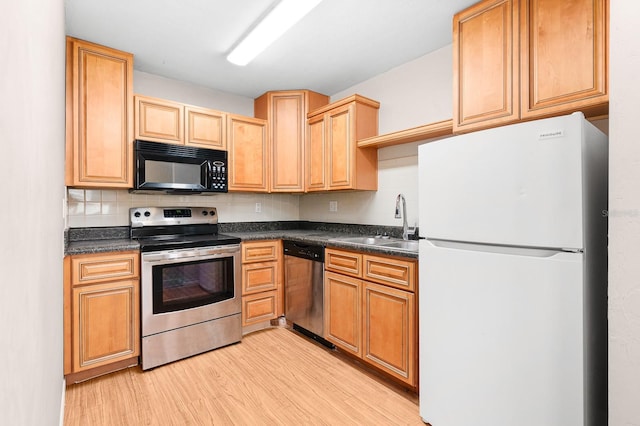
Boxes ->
[357,119,453,149]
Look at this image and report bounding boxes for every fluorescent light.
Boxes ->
[227,0,322,66]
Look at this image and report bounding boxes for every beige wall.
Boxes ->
[300,45,453,227]
[608,2,640,424]
[0,0,66,423]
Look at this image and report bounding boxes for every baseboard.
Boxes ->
[59,378,66,426]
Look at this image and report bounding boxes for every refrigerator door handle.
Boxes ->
[424,239,581,260]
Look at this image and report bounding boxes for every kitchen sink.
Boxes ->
[379,240,419,251]
[328,236,419,252]
[331,236,381,245]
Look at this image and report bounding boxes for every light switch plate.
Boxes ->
[329,201,338,212]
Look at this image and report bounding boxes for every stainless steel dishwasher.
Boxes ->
[283,240,333,348]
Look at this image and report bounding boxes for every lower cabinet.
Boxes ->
[324,248,417,388]
[241,240,283,330]
[325,271,362,357]
[64,251,140,382]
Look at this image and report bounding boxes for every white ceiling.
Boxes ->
[64,0,477,99]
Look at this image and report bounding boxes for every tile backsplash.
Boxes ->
[66,189,300,227]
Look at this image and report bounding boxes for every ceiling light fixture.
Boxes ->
[227,0,322,66]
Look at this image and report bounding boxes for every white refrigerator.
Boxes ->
[418,112,607,426]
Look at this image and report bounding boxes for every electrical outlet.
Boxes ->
[255,202,261,213]
[329,201,338,212]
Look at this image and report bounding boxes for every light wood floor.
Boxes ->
[64,327,424,425]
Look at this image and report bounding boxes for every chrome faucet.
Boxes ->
[395,193,409,240]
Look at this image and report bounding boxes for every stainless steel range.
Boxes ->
[130,206,242,370]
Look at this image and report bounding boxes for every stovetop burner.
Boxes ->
[130,207,240,252]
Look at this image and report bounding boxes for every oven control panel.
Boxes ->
[130,207,218,227]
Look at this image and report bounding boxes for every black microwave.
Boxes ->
[132,140,228,194]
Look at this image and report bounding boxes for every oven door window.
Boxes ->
[152,257,234,314]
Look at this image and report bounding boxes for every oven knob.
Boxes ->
[134,211,141,218]
[202,211,208,216]
[210,210,215,216]
[144,211,151,217]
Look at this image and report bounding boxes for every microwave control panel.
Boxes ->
[210,160,227,191]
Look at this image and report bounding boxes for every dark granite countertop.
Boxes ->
[226,230,418,259]
[65,238,141,255]
[65,222,419,259]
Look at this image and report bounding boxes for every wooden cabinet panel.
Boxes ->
[241,240,283,330]
[185,106,226,149]
[255,90,329,193]
[242,290,278,326]
[306,113,327,191]
[227,114,268,192]
[325,248,362,277]
[324,247,417,387]
[324,271,362,357]
[242,240,280,263]
[520,0,609,119]
[66,37,133,188]
[72,279,139,372]
[453,0,609,132]
[453,0,519,132]
[363,282,416,386]
[134,95,183,144]
[71,251,139,285]
[271,93,305,191]
[327,104,353,189]
[306,95,379,192]
[242,262,278,295]
[65,251,140,379]
[363,255,416,292]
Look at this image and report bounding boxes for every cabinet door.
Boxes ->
[453,0,520,132]
[327,104,355,189]
[185,105,226,150]
[270,92,306,192]
[324,271,362,357]
[134,95,184,144]
[363,281,416,386]
[72,279,139,372]
[227,114,268,192]
[66,37,133,188]
[520,0,608,119]
[306,113,327,191]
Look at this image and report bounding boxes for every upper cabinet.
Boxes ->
[255,90,329,193]
[306,95,379,192]
[227,114,268,192]
[65,37,134,188]
[134,94,227,150]
[453,0,609,133]
[520,0,608,120]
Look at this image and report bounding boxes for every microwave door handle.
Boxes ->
[206,161,213,186]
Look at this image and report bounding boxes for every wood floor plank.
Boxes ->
[64,327,423,425]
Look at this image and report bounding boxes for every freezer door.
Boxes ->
[419,239,585,426]
[418,114,590,249]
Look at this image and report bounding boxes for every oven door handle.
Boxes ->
[143,245,240,262]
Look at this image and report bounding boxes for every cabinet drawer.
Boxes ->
[325,248,362,277]
[242,261,278,295]
[71,251,139,286]
[363,254,416,292]
[242,290,278,326]
[242,240,280,263]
